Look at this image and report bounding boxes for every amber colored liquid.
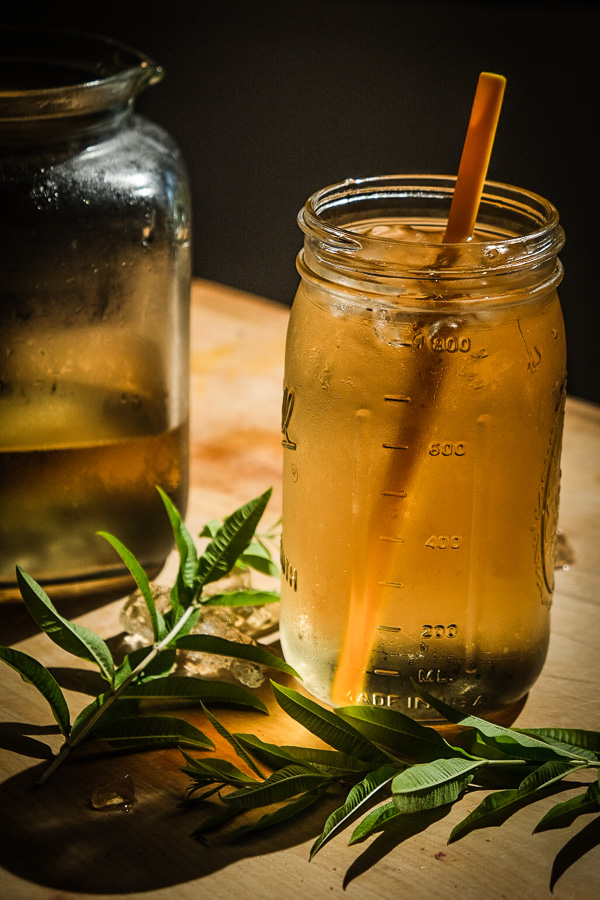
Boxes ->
[0,382,188,598]
[280,238,566,721]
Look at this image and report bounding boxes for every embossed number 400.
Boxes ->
[425,535,463,549]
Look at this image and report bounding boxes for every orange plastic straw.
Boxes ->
[443,72,506,243]
[330,72,506,708]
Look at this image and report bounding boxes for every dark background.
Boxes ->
[4,1,599,402]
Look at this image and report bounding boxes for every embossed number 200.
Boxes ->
[422,624,458,639]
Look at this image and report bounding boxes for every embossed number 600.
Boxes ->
[429,441,466,456]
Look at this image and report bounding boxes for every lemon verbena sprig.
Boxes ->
[0,488,294,787]
[181,681,599,880]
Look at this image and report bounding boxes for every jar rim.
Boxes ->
[298,174,563,279]
[0,27,163,121]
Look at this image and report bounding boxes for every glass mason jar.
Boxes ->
[280,175,566,723]
[0,30,191,601]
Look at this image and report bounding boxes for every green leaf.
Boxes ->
[336,704,470,762]
[166,602,202,639]
[223,765,331,808]
[157,486,198,590]
[114,647,177,688]
[70,695,142,740]
[165,580,189,625]
[200,704,266,778]
[180,784,223,805]
[237,541,280,578]
[234,787,328,838]
[119,675,268,713]
[392,757,482,814]
[271,683,392,765]
[233,736,375,779]
[515,727,600,762]
[195,489,272,589]
[98,532,167,642]
[280,746,380,776]
[233,734,302,771]
[533,778,600,833]
[449,759,580,843]
[199,519,222,539]
[413,683,584,763]
[348,800,403,844]
[89,714,215,750]
[202,589,280,607]
[455,729,523,761]
[0,646,70,737]
[181,750,260,788]
[16,568,115,685]
[234,734,376,779]
[310,765,397,858]
[175,634,298,678]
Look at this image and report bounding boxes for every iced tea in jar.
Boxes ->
[280,175,566,722]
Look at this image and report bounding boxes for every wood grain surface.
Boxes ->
[0,279,598,900]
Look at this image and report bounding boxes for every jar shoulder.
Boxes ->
[0,113,189,194]
[0,113,191,233]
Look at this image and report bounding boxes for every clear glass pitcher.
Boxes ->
[280,175,566,723]
[0,29,191,601]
